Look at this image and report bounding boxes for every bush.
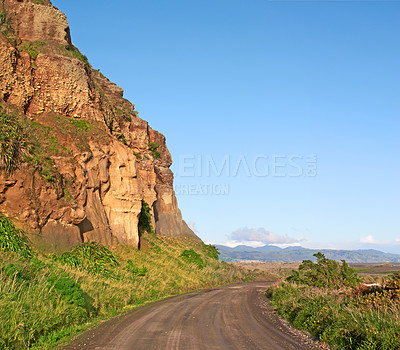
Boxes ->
[138,199,153,236]
[180,249,206,269]
[53,242,119,277]
[47,274,93,312]
[149,142,161,159]
[269,282,400,349]
[269,256,400,350]
[0,214,33,258]
[126,260,147,276]
[287,252,361,289]
[2,262,33,281]
[63,46,90,68]
[0,108,30,173]
[203,244,220,260]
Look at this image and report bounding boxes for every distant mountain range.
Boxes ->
[215,245,400,263]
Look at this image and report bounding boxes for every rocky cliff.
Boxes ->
[0,0,198,249]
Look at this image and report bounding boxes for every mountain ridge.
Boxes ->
[216,244,400,263]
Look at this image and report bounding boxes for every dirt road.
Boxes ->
[63,282,324,350]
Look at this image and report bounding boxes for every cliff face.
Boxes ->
[0,0,197,249]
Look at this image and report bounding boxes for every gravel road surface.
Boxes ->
[63,282,326,350]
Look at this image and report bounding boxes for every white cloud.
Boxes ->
[224,240,266,248]
[229,227,301,245]
[358,235,400,254]
[272,243,303,249]
[359,235,400,246]
[360,234,379,244]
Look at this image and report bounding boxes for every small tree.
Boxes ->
[137,200,154,248]
[203,244,220,260]
[287,252,361,289]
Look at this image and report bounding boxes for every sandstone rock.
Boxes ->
[0,0,198,248]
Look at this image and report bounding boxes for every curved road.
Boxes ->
[63,282,324,350]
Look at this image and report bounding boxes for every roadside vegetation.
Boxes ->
[0,215,264,350]
[268,253,400,349]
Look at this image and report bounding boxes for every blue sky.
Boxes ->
[54,0,400,252]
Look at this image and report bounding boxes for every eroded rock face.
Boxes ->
[0,0,199,249]
[4,0,71,46]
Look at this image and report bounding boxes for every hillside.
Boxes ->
[0,0,195,250]
[0,215,261,349]
[216,245,400,263]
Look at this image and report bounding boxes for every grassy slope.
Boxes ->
[0,216,265,350]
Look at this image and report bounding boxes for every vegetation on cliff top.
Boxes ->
[0,215,265,349]
[0,9,17,46]
[268,253,400,349]
[0,105,105,205]
[0,107,30,173]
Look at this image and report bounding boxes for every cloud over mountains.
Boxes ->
[228,227,302,246]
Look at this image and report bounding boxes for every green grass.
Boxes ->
[0,107,30,173]
[180,249,206,269]
[268,254,400,349]
[70,119,91,133]
[52,242,119,278]
[0,10,17,45]
[18,42,46,61]
[149,142,161,159]
[117,133,128,146]
[62,46,89,68]
[20,114,97,186]
[134,152,142,160]
[0,218,264,349]
[0,215,33,258]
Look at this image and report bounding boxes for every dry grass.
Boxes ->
[0,233,266,349]
[233,262,300,279]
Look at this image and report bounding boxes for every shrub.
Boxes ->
[2,262,33,281]
[0,108,30,173]
[354,273,400,309]
[134,152,142,160]
[138,199,153,236]
[63,46,90,68]
[126,260,147,276]
[287,252,361,289]
[180,249,206,269]
[53,242,119,277]
[269,282,400,349]
[47,274,93,312]
[149,142,161,159]
[118,133,128,146]
[0,215,33,258]
[203,244,220,260]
